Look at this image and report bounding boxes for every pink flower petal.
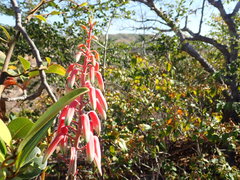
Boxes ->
[65,100,79,125]
[93,136,102,175]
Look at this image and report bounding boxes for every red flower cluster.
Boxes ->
[43,20,106,176]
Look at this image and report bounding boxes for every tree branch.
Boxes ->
[208,0,237,35]
[11,0,57,103]
[198,0,206,34]
[182,27,230,62]
[230,1,240,17]
[1,85,44,101]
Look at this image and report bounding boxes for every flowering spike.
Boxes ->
[86,132,94,162]
[89,86,96,110]
[96,99,106,120]
[43,134,65,163]
[95,88,108,111]
[88,111,101,134]
[89,66,95,83]
[65,100,79,125]
[93,136,102,175]
[81,114,91,142]
[95,71,104,91]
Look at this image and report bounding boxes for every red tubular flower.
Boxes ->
[68,147,77,175]
[95,88,108,111]
[81,114,91,142]
[75,52,82,62]
[89,86,97,110]
[57,106,69,133]
[65,100,79,125]
[86,132,94,162]
[95,62,99,72]
[88,111,101,135]
[93,136,102,175]
[95,71,104,92]
[89,66,95,83]
[67,68,79,88]
[66,64,75,77]
[43,134,65,163]
[96,99,106,120]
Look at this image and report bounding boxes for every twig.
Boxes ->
[11,0,57,102]
[198,0,206,34]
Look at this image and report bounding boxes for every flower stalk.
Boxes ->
[43,20,106,178]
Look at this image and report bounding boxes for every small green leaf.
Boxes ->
[16,88,89,169]
[45,57,51,65]
[50,11,61,15]
[45,64,66,76]
[35,15,47,22]
[79,2,88,7]
[0,25,11,41]
[28,70,39,78]
[18,56,30,71]
[0,119,12,146]
[8,117,34,139]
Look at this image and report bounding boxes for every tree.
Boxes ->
[129,0,240,122]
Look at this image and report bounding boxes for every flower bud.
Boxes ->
[95,72,104,91]
[96,99,106,120]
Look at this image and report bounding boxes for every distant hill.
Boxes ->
[108,33,152,44]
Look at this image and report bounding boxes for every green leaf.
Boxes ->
[0,151,5,163]
[0,138,7,156]
[45,64,66,76]
[35,15,47,22]
[50,11,61,15]
[28,70,39,78]
[0,25,11,41]
[16,88,89,169]
[80,2,88,7]
[18,56,30,71]
[8,117,34,139]
[0,119,12,146]
[45,57,51,65]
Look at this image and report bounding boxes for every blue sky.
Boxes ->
[0,1,237,35]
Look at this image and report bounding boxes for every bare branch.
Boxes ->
[134,18,168,25]
[182,43,216,74]
[208,0,237,35]
[182,27,230,61]
[230,1,240,17]
[198,0,206,34]
[1,85,44,101]
[11,0,57,103]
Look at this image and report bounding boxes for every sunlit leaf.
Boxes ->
[0,119,12,146]
[18,56,30,71]
[0,25,11,41]
[35,15,47,22]
[45,64,66,76]
[45,57,51,65]
[8,117,34,139]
